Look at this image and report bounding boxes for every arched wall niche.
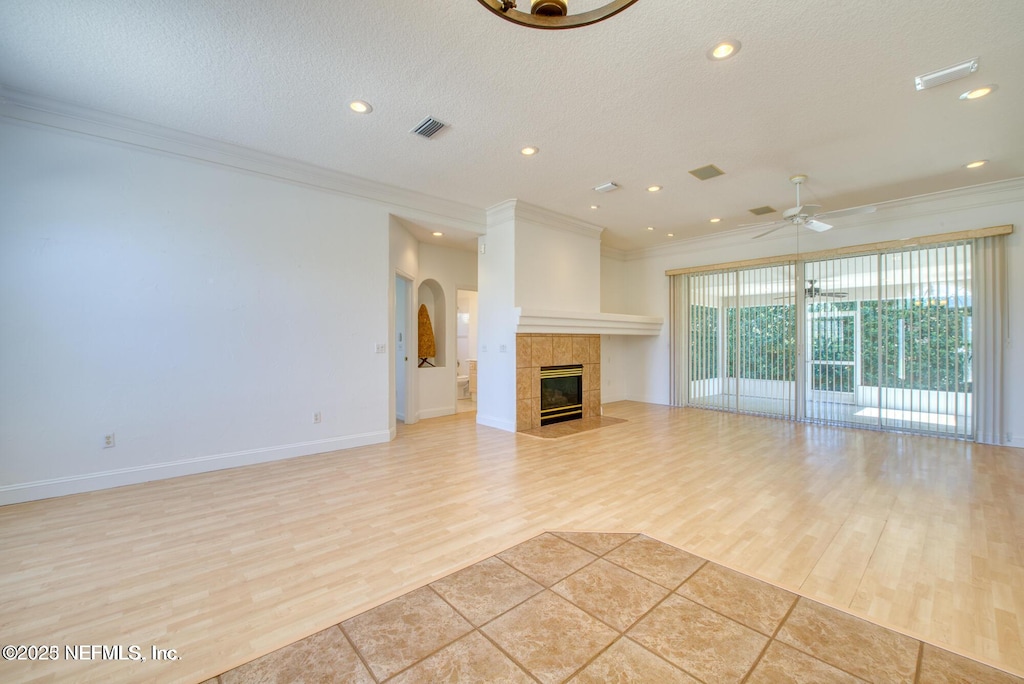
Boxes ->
[417,278,446,367]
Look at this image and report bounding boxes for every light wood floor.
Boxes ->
[1,401,1022,683]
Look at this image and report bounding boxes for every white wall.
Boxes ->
[416,242,477,418]
[476,219,518,431]
[515,211,602,312]
[0,120,397,503]
[619,180,1024,446]
[601,253,628,314]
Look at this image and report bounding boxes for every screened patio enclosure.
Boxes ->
[672,241,975,438]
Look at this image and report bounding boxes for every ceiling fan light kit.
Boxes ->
[476,0,640,29]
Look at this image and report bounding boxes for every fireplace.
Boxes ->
[540,365,583,425]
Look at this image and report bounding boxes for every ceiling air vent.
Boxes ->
[749,205,777,216]
[411,117,447,139]
[915,58,979,91]
[594,181,619,193]
[689,164,725,181]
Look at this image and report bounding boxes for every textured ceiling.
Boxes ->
[2,0,1022,252]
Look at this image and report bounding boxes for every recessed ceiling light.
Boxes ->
[965,160,987,169]
[647,226,655,231]
[520,146,539,156]
[708,40,741,60]
[960,85,997,100]
[590,204,599,209]
[710,217,721,223]
[432,231,443,237]
[647,185,662,192]
[349,100,372,114]
[667,233,675,237]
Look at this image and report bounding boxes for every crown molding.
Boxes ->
[623,176,1024,261]
[0,87,487,234]
[485,199,605,239]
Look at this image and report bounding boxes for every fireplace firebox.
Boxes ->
[540,365,583,426]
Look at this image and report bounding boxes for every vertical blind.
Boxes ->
[673,240,981,439]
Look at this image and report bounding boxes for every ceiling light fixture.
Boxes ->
[349,100,372,114]
[960,85,997,100]
[667,233,674,237]
[647,185,662,192]
[710,218,721,223]
[647,226,654,231]
[476,0,639,30]
[965,160,988,169]
[590,205,599,209]
[432,232,444,237]
[708,39,741,60]
[520,146,539,156]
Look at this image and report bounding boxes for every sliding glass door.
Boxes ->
[685,264,796,419]
[675,242,974,439]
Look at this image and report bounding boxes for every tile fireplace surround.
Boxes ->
[516,334,600,432]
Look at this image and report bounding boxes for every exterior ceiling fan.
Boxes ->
[775,279,849,300]
[749,175,876,239]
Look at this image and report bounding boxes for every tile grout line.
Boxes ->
[337,622,382,683]
[739,593,800,684]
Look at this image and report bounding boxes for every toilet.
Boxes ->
[457,375,470,399]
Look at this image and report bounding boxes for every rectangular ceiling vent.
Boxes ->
[748,205,777,216]
[411,117,447,138]
[689,164,725,181]
[594,181,619,193]
[915,58,979,91]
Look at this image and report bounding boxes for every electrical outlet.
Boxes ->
[103,433,115,448]
[313,411,322,424]
[375,343,386,353]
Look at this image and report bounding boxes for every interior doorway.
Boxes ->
[456,289,478,413]
[395,274,412,423]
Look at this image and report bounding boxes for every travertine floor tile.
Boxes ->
[218,626,373,684]
[918,643,1024,683]
[341,586,471,681]
[481,590,617,684]
[552,558,670,631]
[387,631,534,684]
[604,535,705,589]
[678,562,796,635]
[568,637,700,683]
[776,598,919,684]
[746,641,866,683]
[552,531,636,555]
[497,532,598,586]
[628,593,768,683]
[430,556,543,626]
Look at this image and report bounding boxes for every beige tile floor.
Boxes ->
[210,532,1023,683]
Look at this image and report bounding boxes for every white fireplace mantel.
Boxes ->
[514,308,663,336]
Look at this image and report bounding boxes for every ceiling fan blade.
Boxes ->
[805,219,833,232]
[818,205,877,220]
[752,224,787,239]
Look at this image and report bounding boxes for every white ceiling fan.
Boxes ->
[748,175,877,239]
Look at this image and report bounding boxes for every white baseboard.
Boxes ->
[418,406,455,420]
[0,431,390,506]
[476,413,516,432]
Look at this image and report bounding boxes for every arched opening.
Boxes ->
[417,279,446,367]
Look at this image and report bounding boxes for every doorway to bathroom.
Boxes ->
[456,289,478,414]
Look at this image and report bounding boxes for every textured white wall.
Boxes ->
[514,219,601,312]
[476,222,518,431]
[0,121,393,503]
